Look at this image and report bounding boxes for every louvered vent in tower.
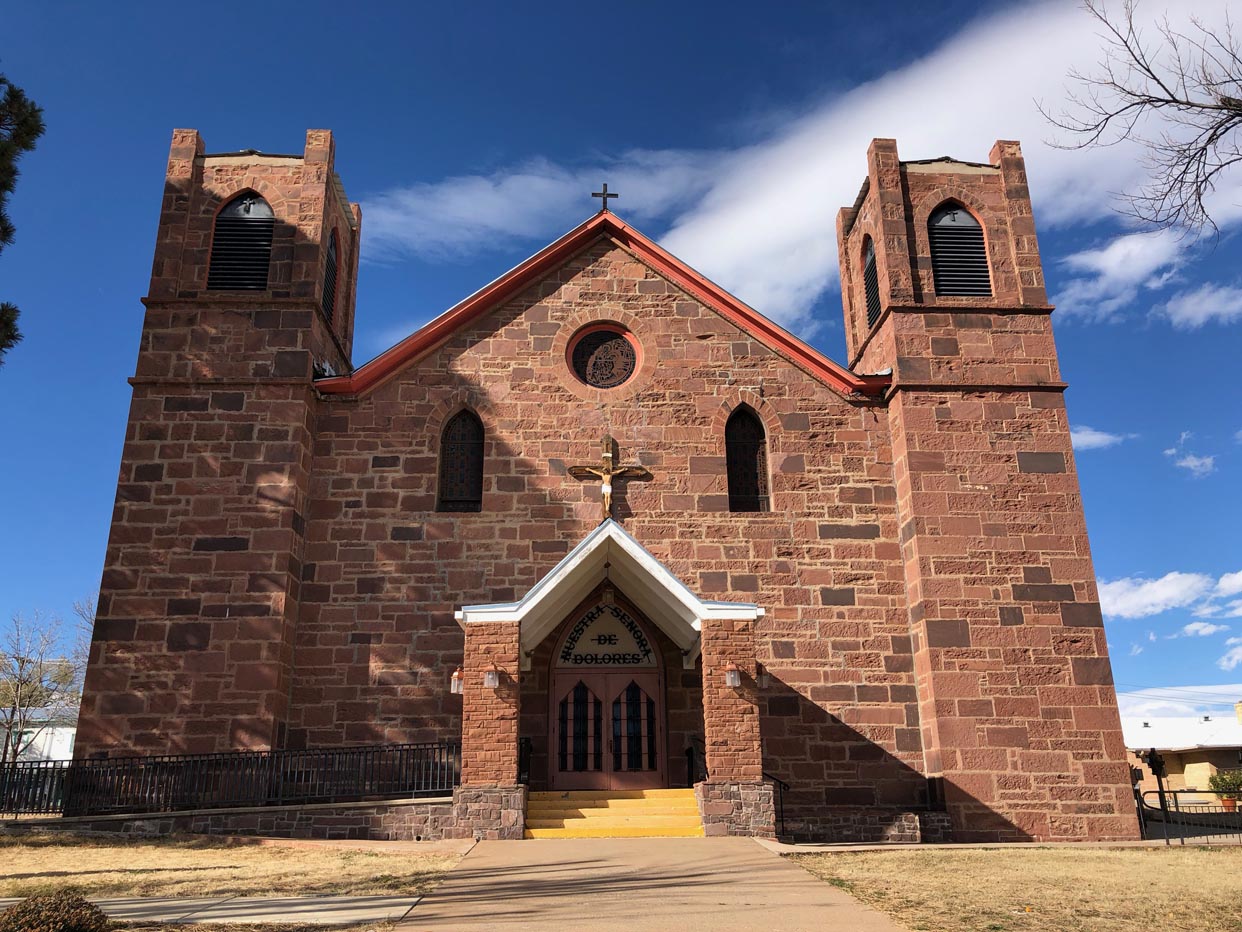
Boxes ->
[322,230,339,325]
[929,205,991,297]
[863,238,882,328]
[207,193,275,291]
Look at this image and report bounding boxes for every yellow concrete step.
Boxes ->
[529,793,697,809]
[525,824,705,839]
[527,815,704,829]
[528,789,696,801]
[528,805,699,818]
[525,789,703,838]
[524,800,700,805]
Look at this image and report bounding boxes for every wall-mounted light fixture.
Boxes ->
[483,663,500,689]
[724,661,742,689]
[450,666,463,695]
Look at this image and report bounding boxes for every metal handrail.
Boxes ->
[762,770,790,839]
[1,741,462,817]
[1138,788,1241,846]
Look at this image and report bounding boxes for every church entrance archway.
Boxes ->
[548,594,667,790]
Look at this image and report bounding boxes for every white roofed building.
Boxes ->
[1124,702,1242,801]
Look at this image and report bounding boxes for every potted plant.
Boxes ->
[1207,769,1242,811]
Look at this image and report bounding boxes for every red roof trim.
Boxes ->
[315,212,890,398]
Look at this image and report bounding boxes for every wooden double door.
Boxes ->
[549,671,665,790]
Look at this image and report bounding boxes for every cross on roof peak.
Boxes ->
[592,183,619,212]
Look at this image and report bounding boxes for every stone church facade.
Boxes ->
[75,128,1140,843]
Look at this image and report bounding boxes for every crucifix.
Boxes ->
[568,435,652,521]
[592,183,619,211]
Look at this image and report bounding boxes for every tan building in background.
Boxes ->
[1126,701,1242,801]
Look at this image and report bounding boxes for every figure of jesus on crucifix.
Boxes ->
[568,435,652,522]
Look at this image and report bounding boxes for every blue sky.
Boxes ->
[1,0,1239,718]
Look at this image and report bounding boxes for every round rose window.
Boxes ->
[568,325,638,388]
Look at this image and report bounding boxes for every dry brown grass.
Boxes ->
[792,846,1242,932]
[0,834,460,899]
[121,926,394,931]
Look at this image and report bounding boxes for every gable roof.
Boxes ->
[454,518,763,670]
[314,211,891,398]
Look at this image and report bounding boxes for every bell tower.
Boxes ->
[835,139,1139,842]
[76,130,362,757]
[145,128,360,376]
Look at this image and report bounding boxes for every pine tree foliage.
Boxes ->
[0,72,46,367]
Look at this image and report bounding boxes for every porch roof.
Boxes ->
[454,519,763,670]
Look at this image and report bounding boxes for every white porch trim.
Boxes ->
[454,519,763,670]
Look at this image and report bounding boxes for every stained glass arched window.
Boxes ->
[725,406,769,513]
[437,410,484,512]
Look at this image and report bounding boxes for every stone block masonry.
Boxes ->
[3,797,455,841]
[837,138,1139,842]
[76,128,360,758]
[700,618,763,783]
[695,781,775,837]
[75,129,1140,844]
[459,622,520,787]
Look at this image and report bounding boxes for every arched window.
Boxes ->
[863,237,882,329]
[437,410,484,512]
[725,406,769,513]
[207,192,274,291]
[928,203,991,297]
[321,230,339,325]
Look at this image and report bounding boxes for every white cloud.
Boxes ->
[1157,283,1242,328]
[1181,621,1230,637]
[1219,644,1242,671]
[1163,432,1217,478]
[1217,572,1242,599]
[1172,453,1217,478]
[1070,425,1135,450]
[359,0,1239,330]
[1099,572,1215,619]
[1118,683,1242,718]
[1056,231,1183,321]
[362,151,719,262]
[1101,569,1242,621]
[1129,643,1144,656]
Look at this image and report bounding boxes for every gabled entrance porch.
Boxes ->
[449,519,776,839]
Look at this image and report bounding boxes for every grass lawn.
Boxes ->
[122,926,395,931]
[0,833,460,899]
[792,846,1242,932]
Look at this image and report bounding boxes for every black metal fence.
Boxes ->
[1138,789,1242,845]
[1,742,461,818]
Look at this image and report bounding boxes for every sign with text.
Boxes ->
[557,603,657,667]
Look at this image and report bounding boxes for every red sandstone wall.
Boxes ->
[836,139,1138,841]
[81,129,1136,841]
[76,130,358,756]
[292,239,928,821]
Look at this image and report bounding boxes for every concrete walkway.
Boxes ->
[398,837,902,931]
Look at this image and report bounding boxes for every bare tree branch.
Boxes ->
[0,611,86,766]
[1039,0,1242,232]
